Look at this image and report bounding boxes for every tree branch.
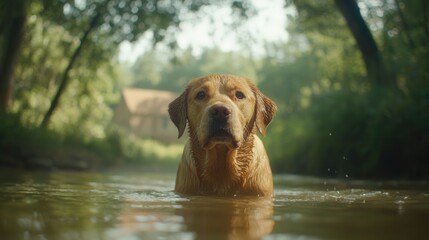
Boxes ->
[40,8,103,128]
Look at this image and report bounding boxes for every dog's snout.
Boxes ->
[210,105,231,119]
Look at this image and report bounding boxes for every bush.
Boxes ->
[268,87,429,179]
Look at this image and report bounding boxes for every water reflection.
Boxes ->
[0,171,121,240]
[176,196,274,240]
[116,192,274,239]
[1,170,429,240]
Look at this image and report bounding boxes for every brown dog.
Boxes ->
[168,74,276,196]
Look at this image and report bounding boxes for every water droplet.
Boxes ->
[345,174,349,178]
[329,132,332,136]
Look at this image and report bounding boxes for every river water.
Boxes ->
[0,170,428,240]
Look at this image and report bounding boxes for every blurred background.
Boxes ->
[1,0,428,179]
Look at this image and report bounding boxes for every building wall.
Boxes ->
[114,99,132,126]
[114,96,178,143]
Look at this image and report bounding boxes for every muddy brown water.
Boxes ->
[0,170,428,239]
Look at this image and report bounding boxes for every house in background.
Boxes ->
[114,88,179,143]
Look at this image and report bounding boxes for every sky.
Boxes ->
[118,0,289,63]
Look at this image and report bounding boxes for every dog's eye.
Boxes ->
[196,91,206,100]
[235,91,245,100]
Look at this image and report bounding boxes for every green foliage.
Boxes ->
[122,136,183,166]
[268,88,429,179]
[261,0,429,179]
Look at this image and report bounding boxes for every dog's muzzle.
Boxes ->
[208,104,233,139]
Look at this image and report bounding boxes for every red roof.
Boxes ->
[121,88,177,115]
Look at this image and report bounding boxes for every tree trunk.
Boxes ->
[334,0,388,85]
[0,0,26,112]
[40,11,101,128]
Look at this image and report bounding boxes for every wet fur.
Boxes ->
[168,74,276,196]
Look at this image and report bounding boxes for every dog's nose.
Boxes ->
[210,105,231,119]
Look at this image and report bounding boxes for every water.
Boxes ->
[1,170,428,240]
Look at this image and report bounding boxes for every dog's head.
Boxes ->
[168,75,276,149]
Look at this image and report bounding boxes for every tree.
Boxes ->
[288,0,389,85]
[39,0,184,127]
[40,2,105,128]
[268,0,429,178]
[0,0,27,112]
[334,0,388,85]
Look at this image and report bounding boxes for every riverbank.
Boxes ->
[1,145,107,171]
[0,142,179,172]
[0,113,180,172]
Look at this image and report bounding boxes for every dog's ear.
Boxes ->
[168,89,188,138]
[252,84,277,136]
